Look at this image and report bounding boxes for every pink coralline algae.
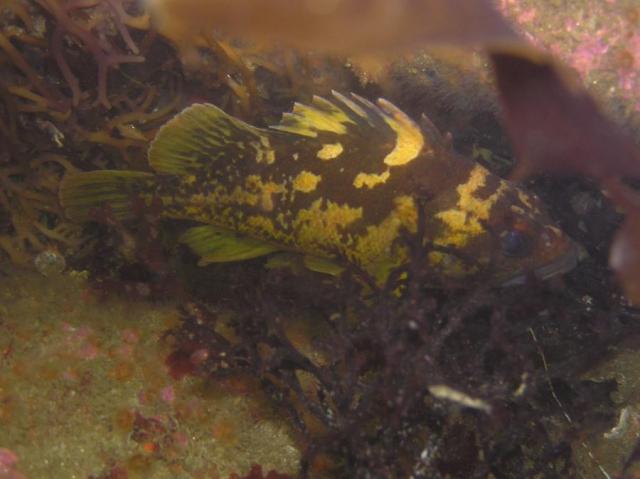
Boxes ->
[62,323,101,360]
[0,448,26,479]
[516,7,536,24]
[121,329,140,345]
[567,35,609,77]
[159,385,175,404]
[614,32,640,109]
[498,1,640,116]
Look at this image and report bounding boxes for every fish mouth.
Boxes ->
[501,242,581,287]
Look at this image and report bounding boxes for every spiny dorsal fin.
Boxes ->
[148,103,271,175]
[271,93,358,137]
[148,93,427,177]
[180,225,279,265]
[271,91,427,167]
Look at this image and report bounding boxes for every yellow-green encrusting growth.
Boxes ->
[59,91,571,284]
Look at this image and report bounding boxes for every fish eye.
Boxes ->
[501,229,532,258]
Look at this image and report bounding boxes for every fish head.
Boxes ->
[487,187,580,286]
[427,165,579,286]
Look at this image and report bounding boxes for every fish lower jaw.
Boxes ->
[501,243,581,287]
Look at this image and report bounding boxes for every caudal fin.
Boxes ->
[59,170,155,222]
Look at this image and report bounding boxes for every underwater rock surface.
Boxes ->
[0,268,299,478]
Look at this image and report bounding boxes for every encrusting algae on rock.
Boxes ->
[60,91,578,286]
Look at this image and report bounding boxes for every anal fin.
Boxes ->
[266,252,344,278]
[180,225,279,266]
[303,255,345,277]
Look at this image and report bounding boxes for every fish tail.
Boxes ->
[59,170,155,222]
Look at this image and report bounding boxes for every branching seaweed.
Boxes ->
[164,211,636,478]
[0,0,183,266]
[76,81,183,163]
[34,0,146,108]
[0,153,82,264]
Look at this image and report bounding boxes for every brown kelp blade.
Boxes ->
[610,213,640,304]
[490,50,640,182]
[145,0,519,55]
[607,182,640,305]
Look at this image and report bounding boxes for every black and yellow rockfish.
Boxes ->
[60,92,577,285]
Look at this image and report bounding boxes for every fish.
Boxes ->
[59,91,578,286]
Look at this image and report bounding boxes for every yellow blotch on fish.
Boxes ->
[59,91,578,286]
[353,195,418,281]
[378,99,426,167]
[435,164,508,247]
[353,170,390,189]
[316,142,344,160]
[293,198,363,255]
[293,171,322,193]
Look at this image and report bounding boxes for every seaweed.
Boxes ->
[0,152,82,264]
[144,0,516,56]
[165,208,636,477]
[0,0,182,265]
[73,195,184,301]
[33,0,147,109]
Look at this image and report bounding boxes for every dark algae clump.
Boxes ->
[165,209,638,478]
[2,0,640,478]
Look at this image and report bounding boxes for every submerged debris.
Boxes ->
[33,248,65,275]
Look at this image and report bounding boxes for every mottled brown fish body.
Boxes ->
[60,92,576,284]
